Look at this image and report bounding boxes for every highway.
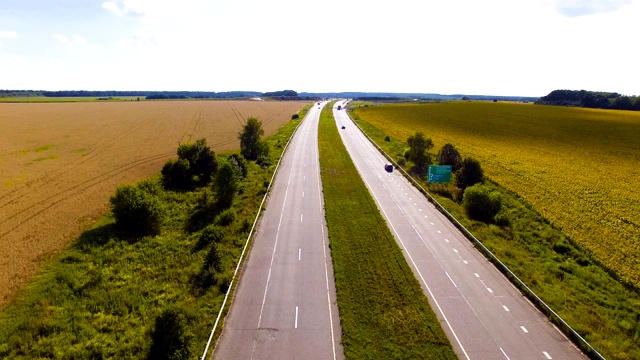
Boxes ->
[212,102,343,359]
[332,100,585,360]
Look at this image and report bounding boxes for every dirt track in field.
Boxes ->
[0,100,307,308]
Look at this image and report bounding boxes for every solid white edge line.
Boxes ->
[445,271,458,288]
[500,347,511,360]
[201,104,309,360]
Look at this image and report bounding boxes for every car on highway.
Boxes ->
[341,125,345,129]
[384,163,393,172]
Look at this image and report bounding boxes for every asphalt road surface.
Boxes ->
[213,102,344,360]
[333,100,586,360]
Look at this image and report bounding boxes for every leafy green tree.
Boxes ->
[228,153,248,179]
[177,138,217,183]
[456,157,484,190]
[110,184,163,235]
[406,132,433,172]
[437,143,463,172]
[463,184,501,223]
[239,117,265,160]
[161,159,191,189]
[148,307,193,360]
[215,161,237,207]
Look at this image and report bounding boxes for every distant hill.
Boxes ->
[537,89,640,111]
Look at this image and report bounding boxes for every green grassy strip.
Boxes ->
[348,106,640,360]
[0,107,309,359]
[317,104,456,359]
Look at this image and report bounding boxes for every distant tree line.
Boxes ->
[0,90,44,98]
[537,89,640,111]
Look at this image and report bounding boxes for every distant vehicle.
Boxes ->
[341,125,345,129]
[337,105,342,110]
[384,163,393,172]
[317,102,320,105]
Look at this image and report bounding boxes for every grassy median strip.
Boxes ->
[318,104,456,359]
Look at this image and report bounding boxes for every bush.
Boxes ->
[215,161,238,207]
[148,307,193,360]
[291,114,299,120]
[161,159,192,189]
[194,225,224,251]
[110,184,163,235]
[463,184,501,223]
[384,135,390,142]
[397,158,406,167]
[216,209,236,226]
[256,141,271,167]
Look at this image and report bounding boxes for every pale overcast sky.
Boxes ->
[1,0,638,96]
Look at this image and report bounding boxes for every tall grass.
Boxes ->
[318,104,456,359]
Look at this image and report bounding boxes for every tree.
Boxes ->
[148,307,193,360]
[406,132,433,172]
[436,143,462,172]
[463,184,501,223]
[177,138,217,183]
[456,157,484,189]
[228,153,248,179]
[215,161,237,207]
[239,117,265,160]
[110,184,163,235]
[161,159,191,189]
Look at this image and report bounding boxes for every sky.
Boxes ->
[1,0,639,97]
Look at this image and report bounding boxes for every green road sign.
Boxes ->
[428,165,452,183]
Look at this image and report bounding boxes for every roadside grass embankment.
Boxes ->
[0,105,310,359]
[348,103,640,360]
[318,104,456,359]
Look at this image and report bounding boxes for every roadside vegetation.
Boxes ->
[348,102,640,359]
[0,105,310,359]
[318,104,456,359]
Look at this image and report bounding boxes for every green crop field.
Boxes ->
[351,102,640,289]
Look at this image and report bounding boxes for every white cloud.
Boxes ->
[117,30,159,48]
[102,0,150,19]
[549,0,632,16]
[0,31,18,47]
[0,31,18,39]
[72,34,87,45]
[102,2,123,16]
[52,34,70,44]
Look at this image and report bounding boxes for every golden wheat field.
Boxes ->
[0,100,307,308]
[353,102,640,288]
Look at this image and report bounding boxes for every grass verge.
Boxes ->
[349,106,640,360]
[0,106,310,359]
[318,104,456,359]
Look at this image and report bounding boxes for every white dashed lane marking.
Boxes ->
[520,326,528,333]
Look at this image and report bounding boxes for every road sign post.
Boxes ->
[428,165,452,183]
